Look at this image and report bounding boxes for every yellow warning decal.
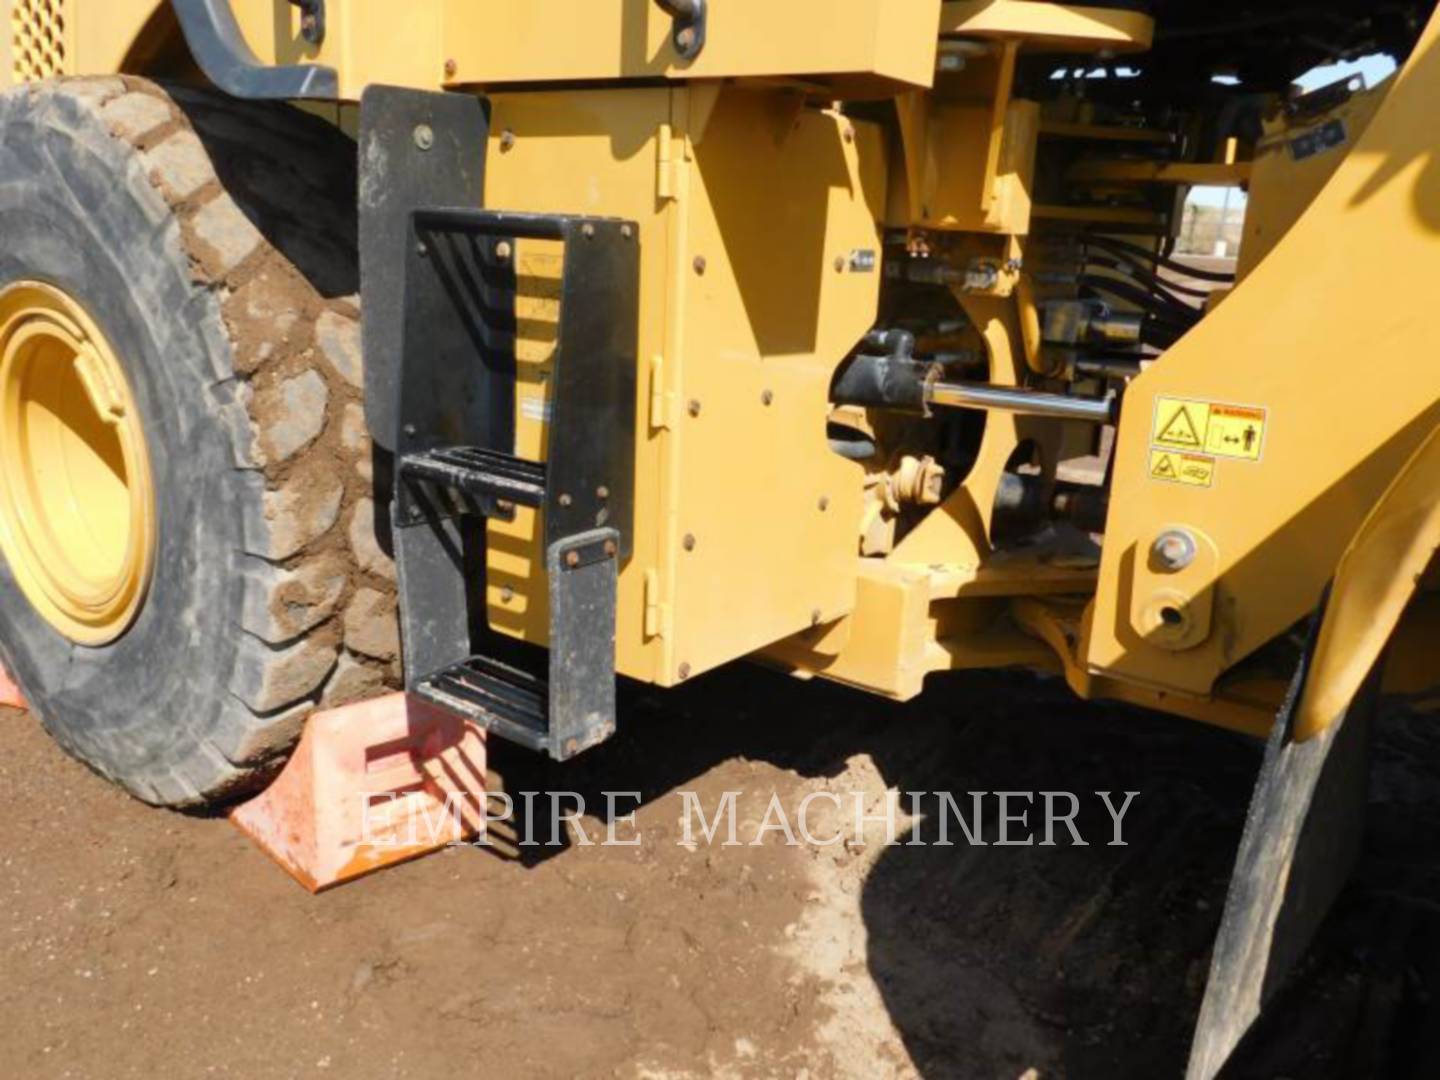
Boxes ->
[1152,398,1267,461]
[1153,400,1207,450]
[1149,450,1215,488]
[1204,404,1266,460]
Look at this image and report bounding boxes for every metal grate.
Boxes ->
[11,0,67,84]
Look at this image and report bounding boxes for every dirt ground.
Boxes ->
[5,665,1440,1079]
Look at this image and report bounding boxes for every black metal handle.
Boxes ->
[170,0,337,100]
[656,0,707,61]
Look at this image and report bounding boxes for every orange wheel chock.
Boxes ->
[0,659,25,710]
[230,692,489,892]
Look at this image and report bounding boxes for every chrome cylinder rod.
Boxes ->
[927,381,1115,423]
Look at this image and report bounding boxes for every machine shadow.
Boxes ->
[488,662,1440,1076]
[855,678,1260,1079]
[857,690,1440,1079]
[487,661,1261,1073]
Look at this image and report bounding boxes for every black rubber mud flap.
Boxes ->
[1187,599,1374,1080]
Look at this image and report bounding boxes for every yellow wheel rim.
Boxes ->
[0,282,156,646]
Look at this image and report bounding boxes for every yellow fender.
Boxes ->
[1296,423,1440,741]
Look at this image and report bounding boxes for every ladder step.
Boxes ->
[401,446,547,507]
[413,655,551,753]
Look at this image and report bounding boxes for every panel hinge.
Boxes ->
[644,568,671,639]
[648,353,676,430]
[657,122,679,202]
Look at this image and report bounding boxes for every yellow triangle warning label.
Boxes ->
[1156,404,1204,449]
[1149,449,1215,488]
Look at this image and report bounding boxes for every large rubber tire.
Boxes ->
[0,77,399,807]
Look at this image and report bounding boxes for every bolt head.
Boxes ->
[621,224,634,240]
[413,124,435,151]
[565,551,580,568]
[693,255,707,275]
[675,26,697,52]
[597,485,610,500]
[494,240,513,262]
[818,496,830,512]
[500,585,515,602]
[761,389,774,406]
[444,58,458,78]
[1152,529,1198,572]
[683,533,696,552]
[603,539,617,557]
[582,223,596,239]
[499,130,516,152]
[558,493,573,508]
[687,399,702,418]
[678,662,692,680]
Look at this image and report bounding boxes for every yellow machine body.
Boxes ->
[6,0,1438,737]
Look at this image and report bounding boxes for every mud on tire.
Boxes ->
[0,77,399,807]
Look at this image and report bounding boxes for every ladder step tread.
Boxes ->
[400,447,547,506]
[414,656,550,753]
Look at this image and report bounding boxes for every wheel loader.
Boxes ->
[1,0,1437,1074]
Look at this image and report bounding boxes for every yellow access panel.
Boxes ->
[441,0,941,90]
[663,88,886,684]
[481,84,886,687]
